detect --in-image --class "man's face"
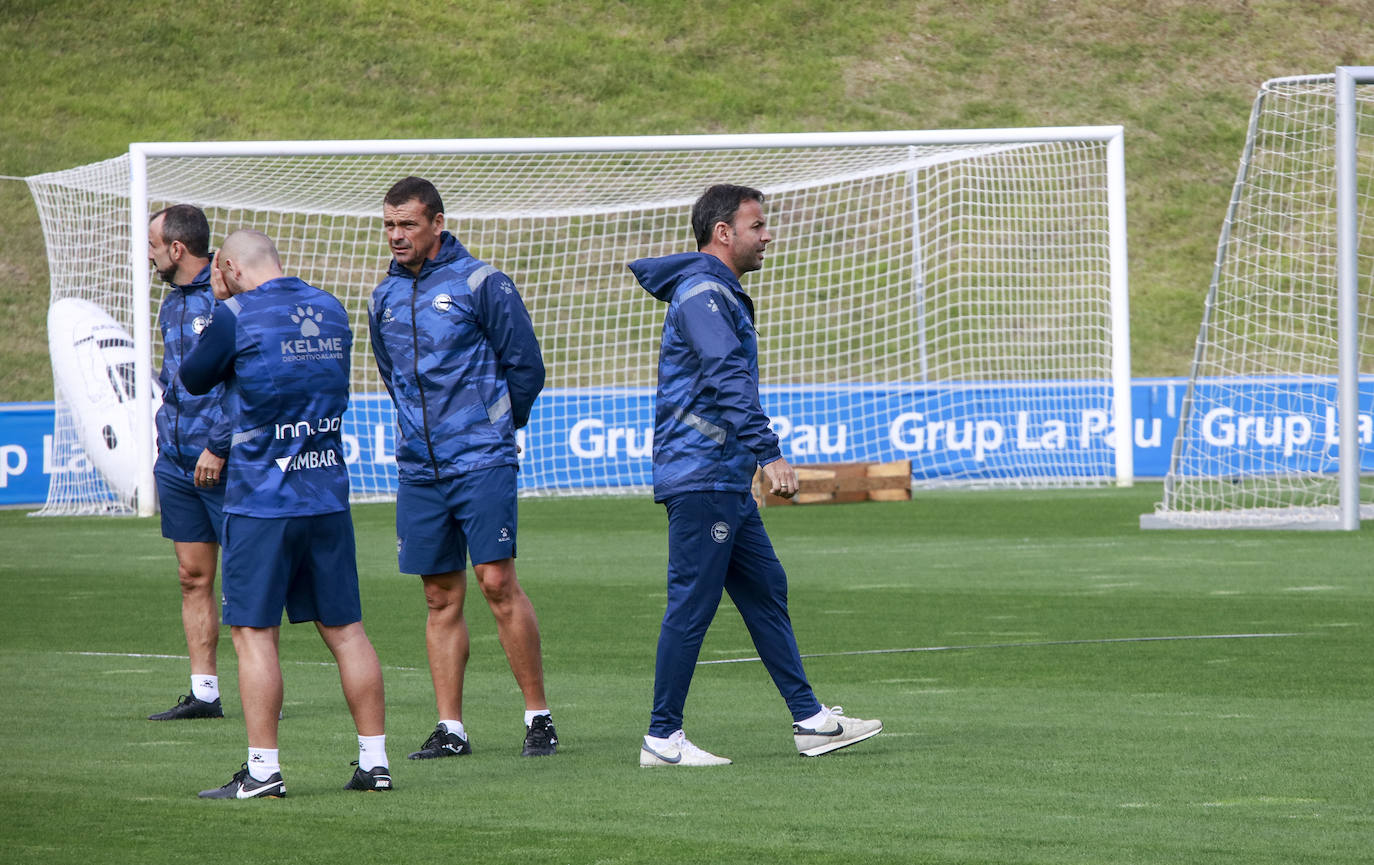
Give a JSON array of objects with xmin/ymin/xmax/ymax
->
[
  {"xmin": 147, "ymin": 215, "xmax": 179, "ymax": 283},
  {"xmin": 722, "ymin": 198, "xmax": 772, "ymax": 276},
  {"xmin": 383, "ymin": 199, "xmax": 444, "ymax": 273}
]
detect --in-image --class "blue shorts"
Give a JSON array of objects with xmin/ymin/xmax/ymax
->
[
  {"xmin": 221, "ymin": 511, "xmax": 361, "ymax": 628},
  {"xmin": 396, "ymin": 465, "xmax": 518, "ymax": 575},
  {"xmin": 154, "ymin": 458, "xmax": 225, "ymax": 544}
]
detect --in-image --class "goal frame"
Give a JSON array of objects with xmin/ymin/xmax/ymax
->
[
  {"xmin": 1141, "ymin": 66, "xmax": 1374, "ymax": 531},
  {"xmin": 120, "ymin": 127, "xmax": 1133, "ymax": 516}
]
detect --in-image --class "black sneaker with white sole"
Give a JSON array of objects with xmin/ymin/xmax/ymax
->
[
  {"xmin": 522, "ymin": 714, "xmax": 558, "ymax": 757},
  {"xmin": 407, "ymin": 723, "xmax": 472, "ymax": 759},
  {"xmin": 198, "ymin": 763, "xmax": 285, "ymax": 799},
  {"xmin": 149, "ymin": 694, "xmax": 223, "ymax": 721},
  {"xmin": 344, "ymin": 762, "xmax": 393, "ymax": 791}
]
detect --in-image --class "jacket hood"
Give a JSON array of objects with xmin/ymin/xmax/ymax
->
[
  {"xmin": 629, "ymin": 252, "xmax": 740, "ymax": 302},
  {"xmin": 387, "ymin": 231, "xmax": 467, "ymax": 279}
]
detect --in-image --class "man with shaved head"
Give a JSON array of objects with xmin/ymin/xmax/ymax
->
[{"xmin": 180, "ymin": 229, "xmax": 391, "ymax": 799}]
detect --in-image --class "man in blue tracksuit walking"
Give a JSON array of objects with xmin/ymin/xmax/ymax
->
[
  {"xmin": 629, "ymin": 184, "xmax": 882, "ymax": 766},
  {"xmin": 369, "ymin": 176, "xmax": 556, "ymax": 759}
]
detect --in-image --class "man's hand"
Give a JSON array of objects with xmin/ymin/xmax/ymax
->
[
  {"xmin": 195, "ymin": 449, "xmax": 226, "ymax": 488},
  {"xmin": 762, "ymin": 457, "xmax": 798, "ymax": 499},
  {"xmin": 209, "ymin": 251, "xmax": 230, "ymax": 301}
]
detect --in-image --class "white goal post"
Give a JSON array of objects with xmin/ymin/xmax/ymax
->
[
  {"xmin": 1143, "ymin": 67, "xmax": 1374, "ymax": 530},
  {"xmin": 27, "ymin": 127, "xmax": 1132, "ymax": 516}
]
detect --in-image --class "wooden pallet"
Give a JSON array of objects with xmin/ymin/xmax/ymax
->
[{"xmin": 752, "ymin": 459, "xmax": 912, "ymax": 507}]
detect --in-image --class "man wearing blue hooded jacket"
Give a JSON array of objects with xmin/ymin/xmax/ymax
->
[
  {"xmin": 146, "ymin": 204, "xmax": 232, "ymax": 722},
  {"xmin": 629, "ymin": 184, "xmax": 882, "ymax": 767},
  {"xmin": 369, "ymin": 177, "xmax": 556, "ymax": 759}
]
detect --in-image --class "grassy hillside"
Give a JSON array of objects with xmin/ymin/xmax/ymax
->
[{"xmin": 1, "ymin": 0, "xmax": 1368, "ymax": 400}]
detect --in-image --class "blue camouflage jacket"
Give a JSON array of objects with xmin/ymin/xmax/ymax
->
[
  {"xmin": 179, "ymin": 277, "xmax": 353, "ymax": 518},
  {"xmin": 629, "ymin": 252, "xmax": 782, "ymax": 502},
  {"xmin": 154, "ymin": 261, "xmax": 230, "ymax": 473},
  {"xmin": 369, "ymin": 232, "xmax": 545, "ymax": 484}
]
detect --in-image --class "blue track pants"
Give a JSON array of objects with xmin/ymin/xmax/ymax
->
[{"xmin": 649, "ymin": 490, "xmax": 821, "ymax": 737}]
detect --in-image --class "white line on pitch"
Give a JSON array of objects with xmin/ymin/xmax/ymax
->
[
  {"xmin": 66, "ymin": 651, "xmax": 187, "ymax": 660},
  {"xmin": 697, "ymin": 633, "xmax": 1305, "ymax": 666},
  {"xmin": 61, "ymin": 650, "xmax": 420, "ymax": 672}
]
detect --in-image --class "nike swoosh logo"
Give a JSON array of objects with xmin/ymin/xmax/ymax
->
[
  {"xmin": 642, "ymin": 745, "xmax": 682, "ymax": 764},
  {"xmin": 796, "ymin": 722, "xmax": 845, "ymax": 738},
  {"xmin": 239, "ymin": 779, "xmax": 282, "ymax": 798}
]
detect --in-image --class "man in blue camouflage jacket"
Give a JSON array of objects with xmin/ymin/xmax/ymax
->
[
  {"xmin": 182, "ymin": 229, "xmax": 390, "ymax": 798},
  {"xmin": 629, "ymin": 184, "xmax": 882, "ymax": 767},
  {"xmin": 369, "ymin": 176, "xmax": 556, "ymax": 760},
  {"xmin": 146, "ymin": 204, "xmax": 231, "ymax": 722}
]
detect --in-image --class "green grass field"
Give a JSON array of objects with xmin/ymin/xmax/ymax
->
[{"xmin": 3, "ymin": 487, "xmax": 1371, "ymax": 864}]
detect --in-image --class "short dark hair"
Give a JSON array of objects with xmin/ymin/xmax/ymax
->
[
  {"xmin": 384, "ymin": 176, "xmax": 444, "ymax": 219},
  {"xmin": 691, "ymin": 184, "xmax": 764, "ymax": 249},
  {"xmin": 151, "ymin": 204, "xmax": 210, "ymax": 257}
]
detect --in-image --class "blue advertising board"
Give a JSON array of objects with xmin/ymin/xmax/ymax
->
[
  {"xmin": 5, "ymin": 377, "xmax": 1371, "ymax": 507},
  {"xmin": 0, "ymin": 403, "xmax": 65, "ymax": 507}
]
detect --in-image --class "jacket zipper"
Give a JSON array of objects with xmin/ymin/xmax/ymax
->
[
  {"xmin": 410, "ymin": 275, "xmax": 441, "ymax": 481},
  {"xmin": 172, "ymin": 292, "xmax": 185, "ymax": 465}
]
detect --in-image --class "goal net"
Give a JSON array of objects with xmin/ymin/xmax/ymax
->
[
  {"xmin": 27, "ymin": 129, "xmax": 1131, "ymax": 516},
  {"xmin": 1143, "ymin": 71, "xmax": 1374, "ymax": 529}
]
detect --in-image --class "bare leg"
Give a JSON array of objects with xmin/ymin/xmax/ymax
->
[
  {"xmin": 316, "ymin": 621, "xmax": 385, "ymax": 736},
  {"xmin": 173, "ymin": 540, "xmax": 219, "ymax": 677},
  {"xmin": 230, "ymin": 626, "xmax": 281, "ymax": 747},
  {"xmin": 473, "ymin": 558, "xmax": 547, "ymax": 711},
  {"xmin": 421, "ymin": 571, "xmax": 469, "ymax": 721}
]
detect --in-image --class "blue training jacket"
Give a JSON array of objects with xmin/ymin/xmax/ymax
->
[
  {"xmin": 179, "ymin": 277, "xmax": 353, "ymax": 518},
  {"xmin": 369, "ymin": 232, "xmax": 545, "ymax": 484},
  {"xmin": 154, "ymin": 261, "xmax": 230, "ymax": 473},
  {"xmin": 629, "ymin": 252, "xmax": 782, "ymax": 502}
]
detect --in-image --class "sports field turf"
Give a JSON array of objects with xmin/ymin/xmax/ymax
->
[{"xmin": 2, "ymin": 486, "xmax": 1370, "ymax": 864}]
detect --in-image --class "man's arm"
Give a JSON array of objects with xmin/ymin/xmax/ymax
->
[
  {"xmin": 206, "ymin": 411, "xmax": 230, "ymax": 459},
  {"xmin": 179, "ymin": 308, "xmax": 237, "ymax": 396},
  {"xmin": 674, "ymin": 285, "xmax": 781, "ymax": 466},
  {"xmin": 474, "ymin": 271, "xmax": 545, "ymax": 428},
  {"xmin": 367, "ymin": 294, "xmax": 399, "ymax": 404}
]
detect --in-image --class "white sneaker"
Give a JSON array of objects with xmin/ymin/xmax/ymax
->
[
  {"xmin": 793, "ymin": 706, "xmax": 882, "ymax": 757},
  {"xmin": 640, "ymin": 730, "xmax": 732, "ymax": 767}
]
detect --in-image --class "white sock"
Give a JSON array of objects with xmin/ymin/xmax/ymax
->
[
  {"xmin": 439, "ymin": 719, "xmax": 466, "ymax": 739},
  {"xmin": 358, "ymin": 734, "xmax": 388, "ymax": 772},
  {"xmin": 247, "ymin": 747, "xmax": 279, "ymax": 782},
  {"xmin": 524, "ymin": 709, "xmax": 551, "ymax": 727},
  {"xmin": 191, "ymin": 674, "xmax": 219, "ymax": 703},
  {"xmin": 797, "ymin": 707, "xmax": 830, "ymax": 729}
]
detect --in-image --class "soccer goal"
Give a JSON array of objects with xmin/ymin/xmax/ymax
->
[
  {"xmin": 26, "ymin": 127, "xmax": 1132, "ymax": 517},
  {"xmin": 1143, "ymin": 67, "xmax": 1374, "ymax": 530}
]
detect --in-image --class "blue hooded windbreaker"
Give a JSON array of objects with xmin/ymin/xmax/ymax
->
[
  {"xmin": 369, "ymin": 232, "xmax": 545, "ymax": 484},
  {"xmin": 629, "ymin": 252, "xmax": 782, "ymax": 502},
  {"xmin": 154, "ymin": 261, "xmax": 230, "ymax": 473}
]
